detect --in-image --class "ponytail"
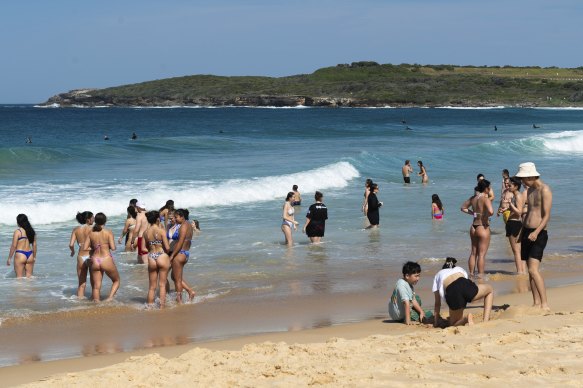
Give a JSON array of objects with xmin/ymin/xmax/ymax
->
[{"xmin": 442, "ymin": 257, "xmax": 457, "ymax": 269}]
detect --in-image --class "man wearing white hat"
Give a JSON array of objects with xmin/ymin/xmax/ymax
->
[
  {"xmin": 515, "ymin": 162, "xmax": 552, "ymax": 310},
  {"xmin": 133, "ymin": 201, "xmax": 149, "ymax": 264}
]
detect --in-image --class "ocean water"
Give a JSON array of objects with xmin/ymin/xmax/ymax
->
[{"xmin": 1, "ymin": 105, "xmax": 583, "ymax": 323}]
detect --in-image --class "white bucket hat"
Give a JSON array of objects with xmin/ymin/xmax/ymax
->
[
  {"xmin": 136, "ymin": 201, "xmax": 147, "ymax": 209},
  {"xmin": 515, "ymin": 162, "xmax": 540, "ymax": 178}
]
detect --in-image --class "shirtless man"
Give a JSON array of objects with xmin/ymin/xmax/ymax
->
[
  {"xmin": 133, "ymin": 201, "xmax": 149, "ymax": 264},
  {"xmin": 515, "ymin": 162, "xmax": 552, "ymax": 310},
  {"xmin": 402, "ymin": 160, "xmax": 413, "ymax": 184}
]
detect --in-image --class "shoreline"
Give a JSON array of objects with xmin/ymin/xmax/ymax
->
[{"xmin": 5, "ymin": 282, "xmax": 583, "ymax": 386}]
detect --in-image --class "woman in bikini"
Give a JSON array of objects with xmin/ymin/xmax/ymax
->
[
  {"xmin": 82, "ymin": 213, "xmax": 120, "ymax": 302},
  {"xmin": 69, "ymin": 211, "xmax": 94, "ymax": 298},
  {"xmin": 431, "ymin": 194, "xmax": 444, "ymax": 220},
  {"xmin": 281, "ymin": 192, "xmax": 299, "ymax": 246},
  {"xmin": 144, "ymin": 211, "xmax": 171, "ymax": 308},
  {"xmin": 118, "ymin": 206, "xmax": 137, "ymax": 252},
  {"xmin": 159, "ymin": 200, "xmax": 174, "ymax": 229},
  {"xmin": 506, "ymin": 177, "xmax": 526, "ymax": 274},
  {"xmin": 461, "ymin": 179, "xmax": 494, "ymax": 279},
  {"xmin": 169, "ymin": 208, "xmax": 195, "ymax": 303},
  {"xmin": 418, "ymin": 161, "xmax": 429, "ymax": 184},
  {"xmin": 6, "ymin": 214, "xmax": 37, "ymax": 278}
]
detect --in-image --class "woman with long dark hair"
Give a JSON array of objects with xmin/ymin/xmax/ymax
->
[
  {"xmin": 418, "ymin": 160, "xmax": 429, "ymax": 184},
  {"xmin": 69, "ymin": 211, "xmax": 94, "ymax": 297},
  {"xmin": 461, "ymin": 179, "xmax": 494, "ymax": 278},
  {"xmin": 431, "ymin": 194, "xmax": 444, "ymax": 220},
  {"xmin": 118, "ymin": 206, "xmax": 137, "ymax": 252},
  {"xmin": 144, "ymin": 210, "xmax": 171, "ymax": 308},
  {"xmin": 366, "ymin": 184, "xmax": 383, "ymax": 228},
  {"xmin": 82, "ymin": 213, "xmax": 120, "ymax": 302},
  {"xmin": 159, "ymin": 200, "xmax": 174, "ymax": 229},
  {"xmin": 169, "ymin": 208, "xmax": 195, "ymax": 303},
  {"xmin": 7, "ymin": 214, "xmax": 37, "ymax": 278}
]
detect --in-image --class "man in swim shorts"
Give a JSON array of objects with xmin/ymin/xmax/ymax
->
[
  {"xmin": 133, "ymin": 201, "xmax": 149, "ymax": 264},
  {"xmin": 402, "ymin": 160, "xmax": 413, "ymax": 184},
  {"xmin": 515, "ymin": 162, "xmax": 552, "ymax": 310}
]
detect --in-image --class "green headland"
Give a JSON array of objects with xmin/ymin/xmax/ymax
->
[{"xmin": 43, "ymin": 62, "xmax": 583, "ymax": 107}]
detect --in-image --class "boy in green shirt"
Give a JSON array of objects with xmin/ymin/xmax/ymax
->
[{"xmin": 388, "ymin": 261, "xmax": 432, "ymax": 324}]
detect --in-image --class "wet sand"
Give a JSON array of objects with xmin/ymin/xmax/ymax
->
[{"xmin": 5, "ymin": 282, "xmax": 583, "ymax": 386}]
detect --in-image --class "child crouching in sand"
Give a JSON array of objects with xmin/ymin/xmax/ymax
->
[{"xmin": 388, "ymin": 261, "xmax": 433, "ymax": 325}]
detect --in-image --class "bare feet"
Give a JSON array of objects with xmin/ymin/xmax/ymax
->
[
  {"xmin": 467, "ymin": 313, "xmax": 474, "ymax": 326},
  {"xmin": 188, "ymin": 290, "xmax": 196, "ymax": 301}
]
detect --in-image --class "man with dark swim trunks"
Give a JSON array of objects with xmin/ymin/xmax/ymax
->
[
  {"xmin": 515, "ymin": 162, "xmax": 552, "ymax": 310},
  {"xmin": 402, "ymin": 160, "xmax": 413, "ymax": 184}
]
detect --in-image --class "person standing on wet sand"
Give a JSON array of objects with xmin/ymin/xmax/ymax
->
[
  {"xmin": 515, "ymin": 162, "xmax": 552, "ymax": 310},
  {"xmin": 402, "ymin": 160, "xmax": 413, "ymax": 184},
  {"xmin": 461, "ymin": 179, "xmax": 494, "ymax": 279}
]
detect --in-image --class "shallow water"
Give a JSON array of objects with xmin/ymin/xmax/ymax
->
[{"xmin": 1, "ymin": 105, "xmax": 582, "ymax": 329}]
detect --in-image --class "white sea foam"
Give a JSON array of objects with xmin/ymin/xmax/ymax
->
[
  {"xmin": 538, "ymin": 130, "xmax": 583, "ymax": 153},
  {"xmin": 0, "ymin": 161, "xmax": 359, "ymax": 225},
  {"xmin": 438, "ymin": 106, "xmax": 506, "ymax": 110}
]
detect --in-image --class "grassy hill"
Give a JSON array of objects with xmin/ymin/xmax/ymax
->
[{"xmin": 45, "ymin": 62, "xmax": 583, "ymax": 107}]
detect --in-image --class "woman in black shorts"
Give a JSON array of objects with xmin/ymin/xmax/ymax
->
[
  {"xmin": 505, "ymin": 177, "xmax": 526, "ymax": 274},
  {"xmin": 303, "ymin": 191, "xmax": 328, "ymax": 244},
  {"xmin": 432, "ymin": 257, "xmax": 493, "ymax": 327},
  {"xmin": 366, "ymin": 183, "xmax": 382, "ymax": 228}
]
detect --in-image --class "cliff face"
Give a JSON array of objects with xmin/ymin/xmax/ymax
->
[{"xmin": 43, "ymin": 90, "xmax": 361, "ymax": 108}]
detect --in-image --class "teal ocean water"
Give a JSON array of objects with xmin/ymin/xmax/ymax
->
[{"xmin": 1, "ymin": 105, "xmax": 582, "ymax": 331}]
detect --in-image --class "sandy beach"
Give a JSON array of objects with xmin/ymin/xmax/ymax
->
[{"xmin": 3, "ymin": 282, "xmax": 582, "ymax": 387}]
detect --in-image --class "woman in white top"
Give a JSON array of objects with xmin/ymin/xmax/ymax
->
[
  {"xmin": 281, "ymin": 192, "xmax": 299, "ymax": 246},
  {"xmin": 433, "ymin": 257, "xmax": 493, "ymax": 327}
]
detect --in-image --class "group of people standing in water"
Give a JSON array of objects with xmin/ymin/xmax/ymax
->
[
  {"xmin": 5, "ymin": 199, "xmax": 198, "ymax": 308},
  {"xmin": 281, "ymin": 186, "xmax": 328, "ymax": 246}
]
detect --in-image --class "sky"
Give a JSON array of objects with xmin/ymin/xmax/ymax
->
[{"xmin": 1, "ymin": 0, "xmax": 582, "ymax": 103}]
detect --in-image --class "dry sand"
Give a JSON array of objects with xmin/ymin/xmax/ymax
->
[{"xmin": 5, "ymin": 283, "xmax": 583, "ymax": 387}]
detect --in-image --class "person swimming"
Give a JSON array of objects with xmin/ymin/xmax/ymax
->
[{"xmin": 431, "ymin": 194, "xmax": 444, "ymax": 220}]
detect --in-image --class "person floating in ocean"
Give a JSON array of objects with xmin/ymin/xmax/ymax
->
[
  {"xmin": 291, "ymin": 185, "xmax": 302, "ymax": 206},
  {"xmin": 82, "ymin": 213, "xmax": 120, "ymax": 302},
  {"xmin": 104, "ymin": 135, "xmax": 109, "ymax": 141},
  {"xmin": 494, "ymin": 125, "xmax": 498, "ymax": 131},
  {"xmin": 303, "ymin": 191, "xmax": 328, "ymax": 244},
  {"xmin": 515, "ymin": 162, "xmax": 552, "ymax": 310},
  {"xmin": 281, "ymin": 192, "xmax": 299, "ymax": 246},
  {"xmin": 405, "ymin": 126, "xmax": 412, "ymax": 130},
  {"xmin": 417, "ymin": 160, "xmax": 429, "ymax": 184},
  {"xmin": 461, "ymin": 179, "xmax": 494, "ymax": 279},
  {"xmin": 131, "ymin": 132, "xmax": 137, "ymax": 140},
  {"xmin": 6, "ymin": 214, "xmax": 37, "ymax": 278},
  {"xmin": 25, "ymin": 136, "xmax": 32, "ymax": 144},
  {"xmin": 402, "ymin": 160, "xmax": 413, "ymax": 184},
  {"xmin": 69, "ymin": 211, "xmax": 94, "ymax": 298},
  {"xmin": 431, "ymin": 194, "xmax": 444, "ymax": 220},
  {"xmin": 433, "ymin": 257, "xmax": 493, "ymax": 327},
  {"xmin": 533, "ymin": 124, "xmax": 540, "ymax": 129}
]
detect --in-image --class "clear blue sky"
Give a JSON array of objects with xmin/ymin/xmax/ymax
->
[{"xmin": 1, "ymin": 0, "xmax": 582, "ymax": 103}]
